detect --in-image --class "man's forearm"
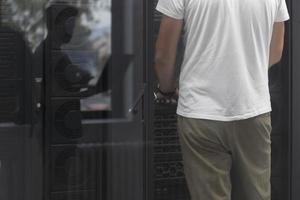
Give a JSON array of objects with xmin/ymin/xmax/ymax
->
[
  {"xmin": 269, "ymin": 22, "xmax": 285, "ymax": 68},
  {"xmin": 154, "ymin": 16, "xmax": 183, "ymax": 92},
  {"xmin": 154, "ymin": 57, "xmax": 177, "ymax": 92}
]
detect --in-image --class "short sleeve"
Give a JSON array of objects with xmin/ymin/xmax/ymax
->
[
  {"xmin": 156, "ymin": 0, "xmax": 185, "ymax": 20},
  {"xmin": 275, "ymin": 0, "xmax": 290, "ymax": 22}
]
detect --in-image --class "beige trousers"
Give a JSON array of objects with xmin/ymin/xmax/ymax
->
[{"xmin": 177, "ymin": 112, "xmax": 272, "ymax": 200}]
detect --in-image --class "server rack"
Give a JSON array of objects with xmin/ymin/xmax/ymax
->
[
  {"xmin": 0, "ymin": 1, "xmax": 43, "ymax": 200},
  {"xmin": 44, "ymin": 1, "xmax": 145, "ymax": 200},
  {"xmin": 44, "ymin": 3, "xmax": 107, "ymax": 200}
]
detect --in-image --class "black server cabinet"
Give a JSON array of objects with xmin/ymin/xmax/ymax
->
[
  {"xmin": 0, "ymin": 1, "xmax": 43, "ymax": 200},
  {"xmin": 44, "ymin": 1, "xmax": 145, "ymax": 200},
  {"xmin": 44, "ymin": 3, "xmax": 105, "ymax": 200}
]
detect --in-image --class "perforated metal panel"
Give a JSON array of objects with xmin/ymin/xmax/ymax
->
[
  {"xmin": 152, "ymin": 104, "xmax": 190, "ymax": 200},
  {"xmin": 0, "ymin": 28, "xmax": 27, "ymax": 123},
  {"xmin": 0, "ymin": 1, "xmax": 43, "ymax": 200}
]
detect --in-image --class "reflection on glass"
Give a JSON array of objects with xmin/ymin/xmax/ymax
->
[
  {"xmin": 1, "ymin": 0, "xmax": 47, "ymax": 52},
  {"xmin": 47, "ymin": 1, "xmax": 112, "ymax": 115},
  {"xmin": 81, "ymin": 91, "xmax": 111, "ymax": 111},
  {"xmin": 1, "ymin": 0, "xmax": 137, "ymax": 118},
  {"xmin": 58, "ymin": 0, "xmax": 112, "ymax": 113},
  {"xmin": 0, "ymin": 0, "xmax": 143, "ymax": 200},
  {"xmin": 61, "ymin": 0, "xmax": 111, "ymax": 86},
  {"xmin": 1, "ymin": 0, "xmax": 111, "ymax": 53}
]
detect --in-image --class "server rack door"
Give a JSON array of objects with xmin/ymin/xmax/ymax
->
[
  {"xmin": 0, "ymin": 1, "xmax": 44, "ymax": 200},
  {"xmin": 44, "ymin": 1, "xmax": 145, "ymax": 200}
]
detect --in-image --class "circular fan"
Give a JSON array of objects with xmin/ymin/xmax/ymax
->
[
  {"xmin": 53, "ymin": 148, "xmax": 95, "ymax": 189},
  {"xmin": 54, "ymin": 54, "xmax": 91, "ymax": 92},
  {"xmin": 54, "ymin": 101, "xmax": 82, "ymax": 139}
]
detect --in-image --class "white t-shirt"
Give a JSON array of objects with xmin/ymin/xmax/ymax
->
[{"xmin": 156, "ymin": 0, "xmax": 290, "ymax": 121}]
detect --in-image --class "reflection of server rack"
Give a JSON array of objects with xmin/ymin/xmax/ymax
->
[
  {"xmin": 0, "ymin": 10, "xmax": 42, "ymax": 200},
  {"xmin": 45, "ymin": 1, "xmax": 141, "ymax": 199},
  {"xmin": 45, "ymin": 3, "xmax": 105, "ymax": 200},
  {"xmin": 0, "ymin": 27, "xmax": 30, "ymax": 124}
]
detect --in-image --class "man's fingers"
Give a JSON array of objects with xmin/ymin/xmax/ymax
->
[{"xmin": 154, "ymin": 91, "xmax": 178, "ymax": 104}]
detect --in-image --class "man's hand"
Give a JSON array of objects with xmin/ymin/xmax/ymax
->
[
  {"xmin": 154, "ymin": 15, "xmax": 183, "ymax": 92},
  {"xmin": 154, "ymin": 88, "xmax": 179, "ymax": 104}
]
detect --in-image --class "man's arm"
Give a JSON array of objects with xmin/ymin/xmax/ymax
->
[
  {"xmin": 154, "ymin": 15, "xmax": 183, "ymax": 92},
  {"xmin": 269, "ymin": 22, "xmax": 285, "ymax": 68}
]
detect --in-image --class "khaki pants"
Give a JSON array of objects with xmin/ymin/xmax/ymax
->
[{"xmin": 177, "ymin": 113, "xmax": 272, "ymax": 200}]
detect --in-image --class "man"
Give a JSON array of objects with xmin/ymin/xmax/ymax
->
[{"xmin": 154, "ymin": 0, "xmax": 289, "ymax": 199}]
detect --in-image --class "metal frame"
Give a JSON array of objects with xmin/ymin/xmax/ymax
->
[{"xmin": 291, "ymin": 0, "xmax": 300, "ymax": 198}]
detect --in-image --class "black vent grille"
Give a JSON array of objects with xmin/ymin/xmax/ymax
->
[
  {"xmin": 0, "ymin": 80, "xmax": 21, "ymax": 96},
  {"xmin": 0, "ymin": 97, "xmax": 18, "ymax": 114},
  {"xmin": 0, "ymin": 31, "xmax": 24, "ymax": 79},
  {"xmin": 0, "ymin": 29, "xmax": 25, "ymax": 123},
  {"xmin": 0, "ymin": 1, "xmax": 12, "ymax": 25},
  {"xmin": 152, "ymin": 104, "xmax": 190, "ymax": 200},
  {"xmin": 154, "ymin": 179, "xmax": 189, "ymax": 200}
]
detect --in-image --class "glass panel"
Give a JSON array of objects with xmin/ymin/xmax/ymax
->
[
  {"xmin": 46, "ymin": 1, "xmax": 144, "ymax": 200},
  {"xmin": 57, "ymin": 1, "xmax": 112, "ymax": 113},
  {"xmin": 46, "ymin": 0, "xmax": 139, "ymax": 120},
  {"xmin": 0, "ymin": 1, "xmax": 49, "ymax": 200},
  {"xmin": 0, "ymin": 0, "xmax": 47, "ymax": 52}
]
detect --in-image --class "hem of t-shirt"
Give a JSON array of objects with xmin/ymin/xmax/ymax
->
[
  {"xmin": 275, "ymin": 15, "xmax": 290, "ymax": 22},
  {"xmin": 176, "ymin": 107, "xmax": 272, "ymax": 122},
  {"xmin": 156, "ymin": 6, "xmax": 184, "ymax": 20}
]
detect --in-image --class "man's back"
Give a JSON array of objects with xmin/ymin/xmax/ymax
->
[
  {"xmin": 156, "ymin": 0, "xmax": 289, "ymax": 121},
  {"xmin": 154, "ymin": 0, "xmax": 289, "ymax": 199}
]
